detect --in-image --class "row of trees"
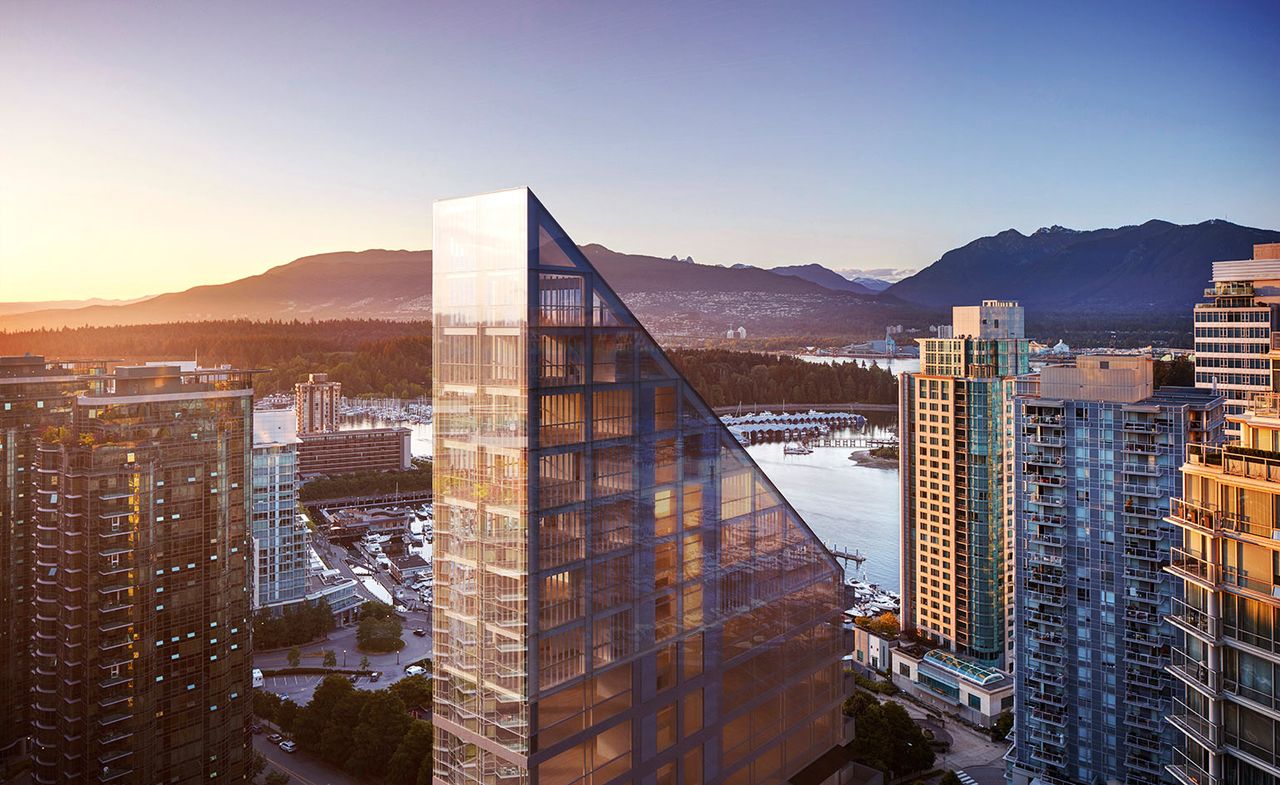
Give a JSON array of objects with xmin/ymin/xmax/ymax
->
[
  {"xmin": 357, "ymin": 600, "xmax": 406, "ymax": 652},
  {"xmin": 668, "ymin": 349, "xmax": 898, "ymax": 407},
  {"xmin": 254, "ymin": 671, "xmax": 433, "ymax": 785},
  {"xmin": 300, "ymin": 458, "xmax": 432, "ymax": 502},
  {"xmin": 252, "ymin": 598, "xmax": 336, "ymax": 650}
]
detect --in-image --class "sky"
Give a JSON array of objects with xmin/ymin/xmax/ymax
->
[{"xmin": 2, "ymin": 0, "xmax": 1278, "ymax": 302}]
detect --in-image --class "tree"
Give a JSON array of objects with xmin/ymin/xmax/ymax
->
[
  {"xmin": 294, "ymin": 675, "xmax": 355, "ymax": 752},
  {"xmin": 323, "ymin": 650, "xmax": 338, "ymax": 668},
  {"xmin": 247, "ymin": 750, "xmax": 268, "ymax": 781},
  {"xmin": 989, "ymin": 710, "xmax": 1013, "ymax": 743},
  {"xmin": 360, "ymin": 655, "xmax": 370, "ymax": 670},
  {"xmin": 358, "ymin": 602, "xmax": 405, "ymax": 652},
  {"xmin": 321, "ymin": 692, "xmax": 371, "ymax": 767},
  {"xmin": 390, "ymin": 674, "xmax": 433, "ymax": 712},
  {"xmin": 847, "ymin": 696, "xmax": 934, "ymax": 776},
  {"xmin": 276, "ymin": 699, "xmax": 299, "ymax": 733},
  {"xmin": 287, "ymin": 646, "xmax": 301, "ymax": 668},
  {"xmin": 253, "ymin": 689, "xmax": 283, "ymax": 723},
  {"xmin": 940, "ymin": 772, "xmax": 963, "ymax": 785},
  {"xmin": 346, "ymin": 691, "xmax": 411, "ymax": 778},
  {"xmin": 387, "ymin": 720, "xmax": 433, "ymax": 785},
  {"xmin": 265, "ymin": 771, "xmax": 291, "ymax": 785}
]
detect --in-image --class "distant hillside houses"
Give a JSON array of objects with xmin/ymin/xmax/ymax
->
[{"xmin": 725, "ymin": 325, "xmax": 747, "ymax": 339}]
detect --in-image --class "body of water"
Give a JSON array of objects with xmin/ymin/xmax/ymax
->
[
  {"xmin": 346, "ymin": 410, "xmax": 902, "ymax": 590},
  {"xmin": 341, "ymin": 417, "xmax": 434, "ymax": 458},
  {"xmin": 746, "ymin": 413, "xmax": 900, "ymax": 590},
  {"xmin": 796, "ymin": 354, "xmax": 920, "ymax": 377}
]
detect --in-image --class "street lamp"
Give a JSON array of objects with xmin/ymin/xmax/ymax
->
[{"xmin": 343, "ymin": 649, "xmax": 347, "ymax": 667}]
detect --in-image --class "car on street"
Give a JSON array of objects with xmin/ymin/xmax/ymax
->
[
  {"xmin": 413, "ymin": 628, "xmax": 427, "ymax": 637},
  {"xmin": 405, "ymin": 665, "xmax": 426, "ymax": 676},
  {"xmin": 280, "ymin": 741, "xmax": 297, "ymax": 753},
  {"xmin": 250, "ymin": 724, "xmax": 263, "ymax": 735},
  {"xmin": 267, "ymin": 734, "xmax": 283, "ymax": 744},
  {"xmin": 370, "ymin": 671, "xmax": 381, "ymax": 681}
]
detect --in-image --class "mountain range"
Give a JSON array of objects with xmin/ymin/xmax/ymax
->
[
  {"xmin": 1, "ymin": 218, "xmax": 1275, "ymax": 338},
  {"xmin": 886, "ymin": 219, "xmax": 1280, "ymax": 311}
]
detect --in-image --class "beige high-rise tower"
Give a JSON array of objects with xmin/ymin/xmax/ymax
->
[{"xmin": 295, "ymin": 372, "xmax": 341, "ymax": 434}]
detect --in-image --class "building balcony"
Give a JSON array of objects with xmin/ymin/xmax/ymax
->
[
  {"xmin": 1167, "ymin": 704, "xmax": 1221, "ymax": 751},
  {"xmin": 98, "ymin": 767, "xmax": 133, "ymax": 783},
  {"xmin": 1126, "ymin": 504, "xmax": 1163, "ymax": 519},
  {"xmin": 1168, "ymin": 548, "xmax": 1218, "ymax": 588},
  {"xmin": 1028, "ymin": 531, "xmax": 1065, "ymax": 549},
  {"xmin": 1029, "ymin": 474, "xmax": 1066, "ymax": 487},
  {"xmin": 1027, "ymin": 435, "xmax": 1065, "ymax": 448},
  {"xmin": 1123, "ymin": 462, "xmax": 1160, "ymax": 476},
  {"xmin": 1122, "ymin": 523, "xmax": 1160, "ymax": 541},
  {"xmin": 1222, "ymin": 565, "xmax": 1279, "ymax": 600},
  {"xmin": 1028, "ymin": 414, "xmax": 1064, "ymax": 426},
  {"xmin": 1025, "ymin": 569, "xmax": 1067, "ymax": 589},
  {"xmin": 1124, "ymin": 421, "xmax": 1158, "ymax": 433},
  {"xmin": 1168, "ymin": 599, "xmax": 1219, "ymax": 642},
  {"xmin": 1029, "ymin": 513, "xmax": 1065, "ymax": 527},
  {"xmin": 1167, "ymin": 649, "xmax": 1219, "ymax": 695},
  {"xmin": 1024, "ymin": 454, "xmax": 1064, "ymax": 468},
  {"xmin": 1123, "ymin": 483, "xmax": 1162, "ymax": 498},
  {"xmin": 1125, "ymin": 730, "xmax": 1163, "ymax": 755},
  {"xmin": 1167, "ymin": 747, "xmax": 1220, "ymax": 785},
  {"xmin": 1030, "ymin": 494, "xmax": 1065, "ymax": 507}
]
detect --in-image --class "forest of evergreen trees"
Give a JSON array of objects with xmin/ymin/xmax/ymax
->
[
  {"xmin": 667, "ymin": 349, "xmax": 898, "ymax": 407},
  {"xmin": 0, "ymin": 320, "xmax": 900, "ymax": 405}
]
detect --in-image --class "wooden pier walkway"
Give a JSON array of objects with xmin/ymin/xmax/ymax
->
[
  {"xmin": 811, "ymin": 437, "xmax": 899, "ymax": 449},
  {"xmin": 827, "ymin": 544, "xmax": 866, "ymax": 566}
]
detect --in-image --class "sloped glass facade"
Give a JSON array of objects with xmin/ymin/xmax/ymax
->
[{"xmin": 432, "ymin": 188, "xmax": 847, "ymax": 785}]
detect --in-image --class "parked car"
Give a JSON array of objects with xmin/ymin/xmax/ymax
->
[
  {"xmin": 412, "ymin": 628, "xmax": 427, "ymax": 637},
  {"xmin": 250, "ymin": 724, "xmax": 263, "ymax": 735},
  {"xmin": 280, "ymin": 741, "xmax": 297, "ymax": 753},
  {"xmin": 369, "ymin": 671, "xmax": 381, "ymax": 682},
  {"xmin": 404, "ymin": 665, "xmax": 426, "ymax": 677},
  {"xmin": 349, "ymin": 674, "xmax": 359, "ymax": 684},
  {"xmin": 267, "ymin": 733, "xmax": 283, "ymax": 745}
]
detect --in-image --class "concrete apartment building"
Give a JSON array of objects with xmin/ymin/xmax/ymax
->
[
  {"xmin": 27, "ymin": 365, "xmax": 254, "ymax": 785},
  {"xmin": 0, "ymin": 356, "xmax": 108, "ymax": 762},
  {"xmin": 431, "ymin": 188, "xmax": 856, "ymax": 785},
  {"xmin": 1194, "ymin": 242, "xmax": 1280, "ymax": 439},
  {"xmin": 1166, "ymin": 372, "xmax": 1280, "ymax": 785},
  {"xmin": 1009, "ymin": 356, "xmax": 1221, "ymax": 785},
  {"xmin": 297, "ymin": 425, "xmax": 412, "ymax": 477},
  {"xmin": 899, "ymin": 300, "xmax": 1029, "ymax": 669},
  {"xmin": 295, "ymin": 371, "xmax": 341, "ymax": 434}
]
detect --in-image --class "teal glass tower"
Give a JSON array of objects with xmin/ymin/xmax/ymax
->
[{"xmin": 431, "ymin": 188, "xmax": 849, "ymax": 785}]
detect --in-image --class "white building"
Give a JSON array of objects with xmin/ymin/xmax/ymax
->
[
  {"xmin": 1194, "ymin": 243, "xmax": 1280, "ymax": 437},
  {"xmin": 295, "ymin": 372, "xmax": 341, "ymax": 434}
]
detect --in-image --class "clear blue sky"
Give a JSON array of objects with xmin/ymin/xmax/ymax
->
[{"xmin": 3, "ymin": 0, "xmax": 1277, "ymax": 300}]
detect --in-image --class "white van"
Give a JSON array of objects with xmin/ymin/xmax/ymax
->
[
  {"xmin": 404, "ymin": 665, "xmax": 426, "ymax": 677},
  {"xmin": 252, "ymin": 668, "xmax": 264, "ymax": 689}
]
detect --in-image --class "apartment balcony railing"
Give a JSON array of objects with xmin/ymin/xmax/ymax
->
[
  {"xmin": 1123, "ymin": 462, "xmax": 1160, "ymax": 476},
  {"xmin": 1123, "ymin": 483, "xmax": 1162, "ymax": 498},
  {"xmin": 1025, "ymin": 454, "xmax": 1064, "ymax": 468},
  {"xmin": 1027, "ymin": 435, "xmax": 1065, "ymax": 448},
  {"xmin": 1028, "ymin": 414, "xmax": 1064, "ymax": 426},
  {"xmin": 1222, "ymin": 565, "xmax": 1278, "ymax": 600},
  {"xmin": 1167, "ymin": 598, "xmax": 1219, "ymax": 642},
  {"xmin": 1029, "ymin": 531, "xmax": 1065, "ymax": 548},
  {"xmin": 1167, "ymin": 747, "xmax": 1220, "ymax": 785},
  {"xmin": 1167, "ymin": 700, "xmax": 1221, "ymax": 750},
  {"xmin": 1029, "ymin": 513, "xmax": 1066, "ymax": 527},
  {"xmin": 1124, "ymin": 441, "xmax": 1160, "ymax": 455},
  {"xmin": 1126, "ymin": 504, "xmax": 1163, "ymax": 519},
  {"xmin": 1123, "ymin": 523, "xmax": 1160, "ymax": 541},
  {"xmin": 1168, "ymin": 648, "xmax": 1219, "ymax": 694},
  {"xmin": 1031, "ymin": 494, "xmax": 1065, "ymax": 507},
  {"xmin": 1168, "ymin": 547, "xmax": 1218, "ymax": 588},
  {"xmin": 1188, "ymin": 442, "xmax": 1280, "ymax": 483},
  {"xmin": 1030, "ymin": 474, "xmax": 1066, "ymax": 487},
  {"xmin": 1224, "ymin": 676, "xmax": 1280, "ymax": 714}
]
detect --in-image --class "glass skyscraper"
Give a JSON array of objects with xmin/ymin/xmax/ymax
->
[
  {"xmin": 1009, "ymin": 356, "xmax": 1221, "ymax": 785},
  {"xmin": 251, "ymin": 409, "xmax": 308, "ymax": 609},
  {"xmin": 431, "ymin": 188, "xmax": 849, "ymax": 785}
]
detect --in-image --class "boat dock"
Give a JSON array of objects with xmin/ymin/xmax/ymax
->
[
  {"xmin": 812, "ymin": 436, "xmax": 898, "ymax": 449},
  {"xmin": 827, "ymin": 544, "xmax": 866, "ymax": 566}
]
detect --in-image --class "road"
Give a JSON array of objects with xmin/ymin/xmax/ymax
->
[{"xmin": 254, "ymin": 734, "xmax": 362, "ymax": 785}]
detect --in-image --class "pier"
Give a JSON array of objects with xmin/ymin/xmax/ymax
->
[
  {"xmin": 811, "ymin": 436, "xmax": 898, "ymax": 449},
  {"xmin": 827, "ymin": 544, "xmax": 866, "ymax": 567}
]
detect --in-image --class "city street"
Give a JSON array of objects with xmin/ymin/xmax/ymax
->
[{"xmin": 254, "ymin": 734, "xmax": 361, "ymax": 785}]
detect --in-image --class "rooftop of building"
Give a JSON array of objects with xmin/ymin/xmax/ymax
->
[
  {"xmin": 391, "ymin": 553, "xmax": 429, "ymax": 570},
  {"xmin": 253, "ymin": 409, "xmax": 300, "ymax": 447},
  {"xmin": 0, "ymin": 355, "xmax": 109, "ymax": 382},
  {"xmin": 81, "ymin": 364, "xmax": 260, "ymax": 398},
  {"xmin": 298, "ymin": 426, "xmax": 411, "ymax": 441}
]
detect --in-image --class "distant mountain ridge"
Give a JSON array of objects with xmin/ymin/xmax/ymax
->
[{"xmin": 887, "ymin": 219, "xmax": 1280, "ymax": 312}]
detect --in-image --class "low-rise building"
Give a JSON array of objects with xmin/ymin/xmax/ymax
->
[
  {"xmin": 322, "ymin": 503, "xmax": 414, "ymax": 543},
  {"xmin": 389, "ymin": 553, "xmax": 431, "ymax": 583},
  {"xmin": 847, "ymin": 616, "xmax": 899, "ymax": 675},
  {"xmin": 890, "ymin": 644, "xmax": 1014, "ymax": 728},
  {"xmin": 298, "ymin": 426, "xmax": 411, "ymax": 477}
]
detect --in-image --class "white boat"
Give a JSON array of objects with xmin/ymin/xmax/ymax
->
[{"xmin": 783, "ymin": 442, "xmax": 814, "ymax": 455}]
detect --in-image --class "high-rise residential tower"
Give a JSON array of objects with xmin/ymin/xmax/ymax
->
[
  {"xmin": 251, "ymin": 409, "xmax": 308, "ymax": 609},
  {"xmin": 899, "ymin": 300, "xmax": 1029, "ymax": 668},
  {"xmin": 295, "ymin": 372, "xmax": 341, "ymax": 434},
  {"xmin": 0, "ymin": 356, "xmax": 107, "ymax": 759},
  {"xmin": 28, "ymin": 364, "xmax": 255, "ymax": 785},
  {"xmin": 1009, "ymin": 356, "xmax": 1221, "ymax": 785},
  {"xmin": 1166, "ymin": 379, "xmax": 1280, "ymax": 785},
  {"xmin": 1194, "ymin": 242, "xmax": 1280, "ymax": 439},
  {"xmin": 431, "ymin": 188, "xmax": 850, "ymax": 785}
]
